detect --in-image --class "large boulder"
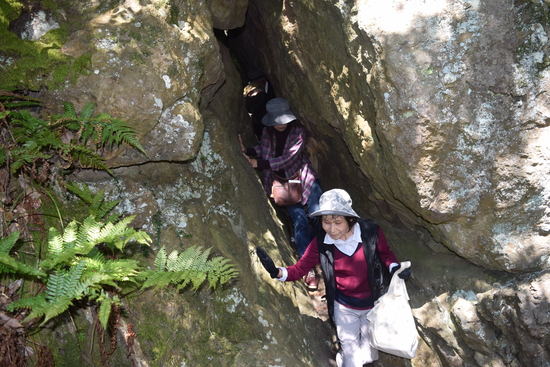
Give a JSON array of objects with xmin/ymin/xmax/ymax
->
[
  {"xmin": 244, "ymin": 0, "xmax": 550, "ymax": 273},
  {"xmin": 39, "ymin": 1, "xmax": 221, "ymax": 166}
]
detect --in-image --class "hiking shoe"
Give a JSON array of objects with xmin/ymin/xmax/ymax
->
[{"xmin": 304, "ymin": 269, "xmax": 317, "ymax": 291}]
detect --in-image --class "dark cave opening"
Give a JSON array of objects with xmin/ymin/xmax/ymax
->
[{"xmin": 213, "ymin": 5, "xmax": 281, "ymax": 97}]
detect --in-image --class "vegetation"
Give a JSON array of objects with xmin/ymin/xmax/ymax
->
[
  {"xmin": 0, "ymin": 91, "xmax": 147, "ymax": 178},
  {"xmin": 0, "ymin": 1, "xmax": 91, "ymax": 91},
  {"xmin": 0, "ymin": 92, "xmax": 238, "ymax": 366}
]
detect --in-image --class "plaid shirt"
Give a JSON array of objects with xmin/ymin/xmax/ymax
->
[{"xmin": 253, "ymin": 125, "xmax": 318, "ymax": 205}]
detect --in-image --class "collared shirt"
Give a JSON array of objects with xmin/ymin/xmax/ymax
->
[{"xmin": 324, "ymin": 223, "xmax": 363, "ymax": 256}]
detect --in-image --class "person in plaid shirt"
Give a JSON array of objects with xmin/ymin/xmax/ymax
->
[{"xmin": 240, "ymin": 98, "xmax": 322, "ymax": 289}]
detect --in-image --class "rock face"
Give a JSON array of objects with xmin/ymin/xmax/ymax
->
[
  {"xmin": 2, "ymin": 0, "xmax": 550, "ymax": 366},
  {"xmin": 414, "ymin": 272, "xmax": 550, "ymax": 367},
  {"xmin": 242, "ymin": 0, "xmax": 550, "ymax": 274},
  {"xmin": 43, "ymin": 1, "xmax": 219, "ymax": 166}
]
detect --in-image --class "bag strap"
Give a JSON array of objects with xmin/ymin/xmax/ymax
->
[{"xmin": 272, "ymin": 169, "xmax": 301, "ymax": 182}]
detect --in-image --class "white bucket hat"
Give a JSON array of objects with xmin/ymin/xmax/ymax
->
[
  {"xmin": 309, "ymin": 189, "xmax": 360, "ymax": 218},
  {"xmin": 261, "ymin": 98, "xmax": 297, "ymax": 126}
]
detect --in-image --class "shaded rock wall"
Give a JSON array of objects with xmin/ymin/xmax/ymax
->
[
  {"xmin": 240, "ymin": 0, "xmax": 550, "ymax": 274},
  {"xmin": 231, "ymin": 0, "xmax": 550, "ymax": 366}
]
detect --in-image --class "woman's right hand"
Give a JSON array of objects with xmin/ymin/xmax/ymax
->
[{"xmin": 256, "ymin": 247, "xmax": 280, "ymax": 278}]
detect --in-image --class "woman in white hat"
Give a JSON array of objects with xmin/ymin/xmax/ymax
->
[
  {"xmin": 240, "ymin": 98, "xmax": 322, "ymax": 289},
  {"xmin": 256, "ymin": 188, "xmax": 411, "ymax": 367}
]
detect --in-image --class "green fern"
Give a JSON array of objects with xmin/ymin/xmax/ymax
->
[
  {"xmin": 50, "ymin": 102, "xmax": 147, "ymax": 157},
  {"xmin": 10, "ymin": 295, "xmax": 50, "ymax": 321},
  {"xmin": 97, "ymin": 291, "xmax": 121, "ymax": 328},
  {"xmin": 79, "ymin": 102, "xmax": 95, "ymax": 120},
  {"xmin": 140, "ymin": 246, "xmax": 238, "ymax": 291},
  {"xmin": 206, "ymin": 256, "xmax": 238, "ymax": 288},
  {"xmin": 38, "ymin": 215, "xmax": 149, "ymax": 272},
  {"xmin": 2, "ymin": 161, "xmax": 237, "ymax": 333},
  {"xmin": 68, "ymin": 145, "xmax": 110, "ymax": 172},
  {"xmin": 153, "ymin": 246, "xmax": 168, "ymax": 272},
  {"xmin": 6, "ymin": 214, "xmax": 150, "ymax": 328},
  {"xmin": 1, "ymin": 96, "xmax": 148, "ymax": 177},
  {"xmin": 65, "ymin": 182, "xmax": 119, "ymax": 221},
  {"xmin": 0, "ymin": 231, "xmax": 19, "ymax": 252},
  {"xmin": 62, "ymin": 101, "xmax": 78, "ymax": 118},
  {"xmin": 0, "ymin": 232, "xmax": 46, "ymax": 277},
  {"xmin": 44, "ymin": 263, "xmax": 84, "ymax": 306}
]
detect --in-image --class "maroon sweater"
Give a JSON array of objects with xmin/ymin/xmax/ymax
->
[{"xmin": 285, "ymin": 228, "xmax": 398, "ymax": 302}]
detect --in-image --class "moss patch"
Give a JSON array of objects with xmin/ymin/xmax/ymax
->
[{"xmin": 0, "ymin": 1, "xmax": 94, "ymax": 91}]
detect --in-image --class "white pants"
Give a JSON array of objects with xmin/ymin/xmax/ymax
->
[{"xmin": 334, "ymin": 302, "xmax": 379, "ymax": 367}]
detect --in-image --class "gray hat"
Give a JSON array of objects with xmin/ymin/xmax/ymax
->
[
  {"xmin": 261, "ymin": 98, "xmax": 297, "ymax": 126},
  {"xmin": 310, "ymin": 189, "xmax": 360, "ymax": 218}
]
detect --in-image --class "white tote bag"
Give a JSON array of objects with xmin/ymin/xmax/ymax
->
[{"xmin": 367, "ymin": 261, "xmax": 419, "ymax": 359}]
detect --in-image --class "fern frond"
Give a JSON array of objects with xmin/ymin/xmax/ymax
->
[
  {"xmin": 89, "ymin": 190, "xmax": 119, "ymax": 219},
  {"xmin": 96, "ymin": 216, "xmax": 151, "ymax": 251},
  {"xmin": 78, "ymin": 216, "xmax": 102, "ymax": 248},
  {"xmin": 89, "ymin": 189, "xmax": 106, "ymax": 212},
  {"xmin": 176, "ymin": 246, "xmax": 210, "ymax": 272},
  {"xmin": 100, "ymin": 118, "xmax": 147, "ymax": 156},
  {"xmin": 101, "ymin": 259, "xmax": 141, "ymax": 282},
  {"xmin": 188, "ymin": 270, "xmax": 207, "ymax": 290},
  {"xmin": 95, "ymin": 200, "xmax": 119, "ymax": 220},
  {"xmin": 80, "ymin": 256, "xmax": 140, "ymax": 286},
  {"xmin": 0, "ymin": 231, "xmax": 20, "ymax": 252},
  {"xmin": 0, "ymin": 96, "xmax": 41, "ymax": 110},
  {"xmin": 62, "ymin": 102, "xmax": 78, "ymax": 118},
  {"xmin": 8, "ymin": 294, "xmax": 49, "ymax": 320},
  {"xmin": 45, "ymin": 261, "xmax": 108, "ymax": 306},
  {"xmin": 46, "ymin": 227, "xmax": 64, "ymax": 257},
  {"xmin": 45, "ymin": 262, "xmax": 87, "ymax": 302},
  {"xmin": 41, "ymin": 296, "xmax": 74, "ymax": 326},
  {"xmin": 65, "ymin": 181, "xmax": 94, "ymax": 204},
  {"xmin": 153, "ymin": 247, "xmax": 167, "ymax": 272},
  {"xmin": 85, "ymin": 247, "xmax": 106, "ymax": 263},
  {"xmin": 40, "ymin": 220, "xmax": 96, "ymax": 271},
  {"xmin": 44, "ymin": 270, "xmax": 63, "ymax": 301},
  {"xmin": 167, "ymin": 250, "xmax": 179, "ymax": 271},
  {"xmin": 79, "ymin": 102, "xmax": 95, "ymax": 119},
  {"xmin": 10, "ymin": 111, "xmax": 48, "ymax": 137},
  {"xmin": 60, "ymin": 260, "xmax": 86, "ymax": 298},
  {"xmin": 71, "ymin": 275, "xmax": 102, "ymax": 298},
  {"xmin": 142, "ymin": 246, "xmax": 237, "ymax": 291},
  {"xmin": 61, "ymin": 221, "xmax": 78, "ymax": 250},
  {"xmin": 80, "ymin": 121, "xmax": 97, "ymax": 144},
  {"xmin": 69, "ymin": 145, "xmax": 110, "ymax": 172},
  {"xmin": 206, "ymin": 257, "xmax": 239, "ymax": 289},
  {"xmin": 1, "ymin": 232, "xmax": 45, "ymax": 276},
  {"xmin": 97, "ymin": 292, "xmax": 120, "ymax": 330},
  {"xmin": 65, "ymin": 183, "xmax": 120, "ymax": 220},
  {"xmin": 41, "ymin": 215, "xmax": 150, "ymax": 272},
  {"xmin": 80, "ymin": 253, "xmax": 107, "ymax": 270},
  {"xmin": 140, "ymin": 270, "xmax": 180, "ymax": 290},
  {"xmin": 0, "ymin": 252, "xmax": 46, "ymax": 277}
]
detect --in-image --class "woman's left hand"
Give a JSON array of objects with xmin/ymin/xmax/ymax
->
[
  {"xmin": 238, "ymin": 134, "xmax": 247, "ymax": 153},
  {"xmin": 243, "ymin": 152, "xmax": 258, "ymax": 168},
  {"xmin": 391, "ymin": 264, "xmax": 411, "ymax": 280}
]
